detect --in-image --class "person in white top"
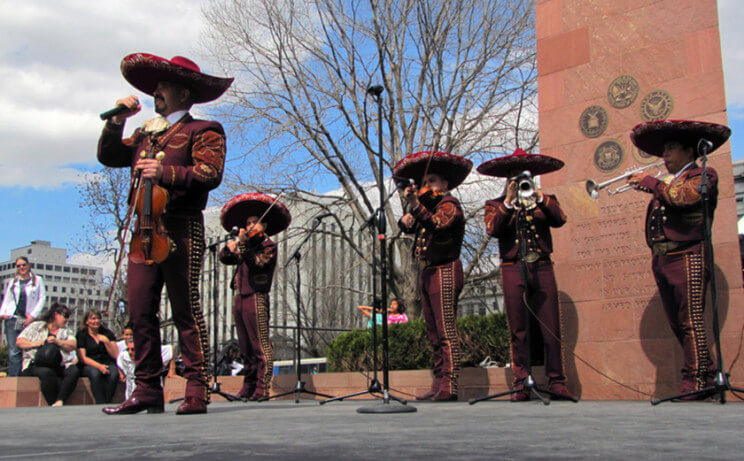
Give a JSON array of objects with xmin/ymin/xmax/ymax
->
[
  {"xmin": 1, "ymin": 257, "xmax": 46, "ymax": 376},
  {"xmin": 117, "ymin": 339, "xmax": 175, "ymax": 400}
]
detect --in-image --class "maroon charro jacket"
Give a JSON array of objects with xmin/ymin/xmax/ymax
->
[
  {"xmin": 638, "ymin": 164, "xmax": 717, "ymax": 246},
  {"xmin": 97, "ymin": 114, "xmax": 226, "ymax": 213},
  {"xmin": 484, "ymin": 194, "xmax": 566, "ymax": 261},
  {"xmin": 219, "ymin": 237, "xmax": 277, "ymax": 296},
  {"xmin": 398, "ymin": 194, "xmax": 465, "ymax": 266}
]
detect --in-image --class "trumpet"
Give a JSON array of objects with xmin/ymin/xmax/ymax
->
[
  {"xmin": 585, "ymin": 161, "xmax": 665, "ymax": 199},
  {"xmin": 512, "ymin": 170, "xmax": 536, "ymax": 199}
]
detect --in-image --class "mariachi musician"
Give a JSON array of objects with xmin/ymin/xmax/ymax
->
[
  {"xmin": 395, "ymin": 151, "xmax": 472, "ymax": 401},
  {"xmin": 98, "ymin": 53, "xmax": 233, "ymax": 415},
  {"xmin": 219, "ymin": 193, "xmax": 291, "ymax": 401},
  {"xmin": 479, "ymin": 148, "xmax": 575, "ymax": 401},
  {"xmin": 627, "ymin": 120, "xmax": 731, "ymax": 399}
]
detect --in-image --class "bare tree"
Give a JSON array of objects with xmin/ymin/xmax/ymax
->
[
  {"xmin": 201, "ymin": 0, "xmax": 537, "ymax": 321},
  {"xmin": 75, "ymin": 167, "xmax": 132, "ymax": 330}
]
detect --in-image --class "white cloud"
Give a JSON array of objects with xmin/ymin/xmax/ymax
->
[{"xmin": 0, "ymin": 0, "xmax": 218, "ymax": 189}]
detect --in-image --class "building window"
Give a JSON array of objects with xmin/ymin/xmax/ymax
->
[
  {"xmin": 53, "ymin": 286, "xmax": 57, "ymax": 292},
  {"xmin": 72, "ymin": 268, "xmax": 79, "ymax": 274},
  {"xmin": 61, "ymin": 287, "xmax": 66, "ymax": 293},
  {"xmin": 45, "ymin": 264, "xmax": 53, "ymax": 271},
  {"xmin": 63, "ymin": 267, "xmax": 70, "ymax": 273},
  {"xmin": 55, "ymin": 266, "xmax": 61, "ymax": 272}
]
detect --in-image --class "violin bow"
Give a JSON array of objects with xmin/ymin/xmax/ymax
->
[{"xmin": 254, "ymin": 191, "xmax": 285, "ymax": 230}]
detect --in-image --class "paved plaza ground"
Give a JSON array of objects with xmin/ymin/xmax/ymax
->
[{"xmin": 0, "ymin": 398, "xmax": 741, "ymax": 460}]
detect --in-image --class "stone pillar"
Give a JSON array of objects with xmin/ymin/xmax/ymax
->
[{"xmin": 536, "ymin": 0, "xmax": 743, "ymax": 399}]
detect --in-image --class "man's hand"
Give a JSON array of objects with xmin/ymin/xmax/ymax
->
[
  {"xmin": 404, "ymin": 185, "xmax": 420, "ymax": 207},
  {"xmin": 110, "ymin": 95, "xmax": 141, "ymax": 124},
  {"xmin": 227, "ymin": 240, "xmax": 239, "ymax": 254},
  {"xmin": 626, "ymin": 173, "xmax": 649, "ymax": 187},
  {"xmin": 401, "ymin": 213, "xmax": 415, "ymax": 228},
  {"xmin": 505, "ymin": 181, "xmax": 517, "ymax": 205},
  {"xmin": 135, "ymin": 158, "xmax": 164, "ymax": 181}
]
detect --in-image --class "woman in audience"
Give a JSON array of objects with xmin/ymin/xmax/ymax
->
[
  {"xmin": 77, "ymin": 310, "xmax": 119, "ymax": 403},
  {"xmin": 16, "ymin": 303, "xmax": 79, "ymax": 406}
]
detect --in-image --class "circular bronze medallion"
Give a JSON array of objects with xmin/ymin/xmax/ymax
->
[
  {"xmin": 640, "ymin": 90, "xmax": 673, "ymax": 121},
  {"xmin": 607, "ymin": 75, "xmax": 640, "ymax": 109},
  {"xmin": 594, "ymin": 140, "xmax": 624, "ymax": 172},
  {"xmin": 579, "ymin": 105, "xmax": 609, "ymax": 138},
  {"xmin": 631, "ymin": 145, "xmax": 656, "ymax": 165}
]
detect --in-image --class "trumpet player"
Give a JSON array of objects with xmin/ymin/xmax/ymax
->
[
  {"xmin": 628, "ymin": 120, "xmax": 731, "ymax": 400},
  {"xmin": 479, "ymin": 148, "xmax": 575, "ymax": 401}
]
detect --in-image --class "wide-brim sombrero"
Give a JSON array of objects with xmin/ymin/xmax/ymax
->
[
  {"xmin": 121, "ymin": 53, "xmax": 234, "ymax": 104},
  {"xmin": 476, "ymin": 148, "xmax": 564, "ymax": 178},
  {"xmin": 392, "ymin": 151, "xmax": 473, "ymax": 190},
  {"xmin": 630, "ymin": 120, "xmax": 731, "ymax": 157},
  {"xmin": 220, "ymin": 193, "xmax": 291, "ymax": 236}
]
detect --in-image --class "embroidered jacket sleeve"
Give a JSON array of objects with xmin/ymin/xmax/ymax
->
[
  {"xmin": 638, "ymin": 169, "xmax": 716, "ymax": 208},
  {"xmin": 484, "ymin": 199, "xmax": 516, "ymax": 237},
  {"xmin": 410, "ymin": 198, "xmax": 463, "ymax": 232},
  {"xmin": 160, "ymin": 127, "xmax": 226, "ymax": 192},
  {"xmin": 536, "ymin": 194, "xmax": 567, "ymax": 228},
  {"xmin": 97, "ymin": 122, "xmax": 141, "ymax": 168}
]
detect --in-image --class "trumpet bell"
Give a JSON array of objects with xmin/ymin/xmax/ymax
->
[{"xmin": 585, "ymin": 180, "xmax": 600, "ymax": 199}]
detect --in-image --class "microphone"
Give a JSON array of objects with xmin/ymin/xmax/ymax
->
[
  {"xmin": 697, "ymin": 138, "xmax": 714, "ymax": 155},
  {"xmin": 393, "ymin": 176, "xmax": 414, "ymax": 189},
  {"xmin": 99, "ymin": 105, "xmax": 128, "ymax": 121},
  {"xmin": 367, "ymin": 85, "xmax": 384, "ymax": 97},
  {"xmin": 230, "ymin": 226, "xmax": 240, "ymax": 237}
]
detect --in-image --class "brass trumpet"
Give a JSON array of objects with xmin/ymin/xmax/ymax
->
[{"xmin": 585, "ymin": 161, "xmax": 665, "ymax": 199}]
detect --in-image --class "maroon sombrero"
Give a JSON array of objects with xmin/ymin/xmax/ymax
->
[
  {"xmin": 476, "ymin": 148, "xmax": 564, "ymax": 178},
  {"xmin": 630, "ymin": 120, "xmax": 731, "ymax": 157},
  {"xmin": 121, "ymin": 53, "xmax": 234, "ymax": 103},
  {"xmin": 392, "ymin": 151, "xmax": 473, "ymax": 189},
  {"xmin": 220, "ymin": 193, "xmax": 291, "ymax": 236}
]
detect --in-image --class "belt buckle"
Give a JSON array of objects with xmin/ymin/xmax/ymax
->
[{"xmin": 523, "ymin": 252, "xmax": 540, "ymax": 263}]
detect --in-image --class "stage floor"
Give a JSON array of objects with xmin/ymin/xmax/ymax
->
[{"xmin": 0, "ymin": 399, "xmax": 741, "ymax": 459}]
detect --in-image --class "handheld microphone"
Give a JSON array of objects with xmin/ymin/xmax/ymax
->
[
  {"xmin": 99, "ymin": 105, "xmax": 128, "ymax": 121},
  {"xmin": 393, "ymin": 176, "xmax": 414, "ymax": 189},
  {"xmin": 697, "ymin": 138, "xmax": 714, "ymax": 155},
  {"xmin": 230, "ymin": 226, "xmax": 240, "ymax": 237}
]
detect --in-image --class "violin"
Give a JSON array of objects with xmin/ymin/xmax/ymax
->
[{"xmin": 129, "ymin": 151, "xmax": 173, "ymax": 265}]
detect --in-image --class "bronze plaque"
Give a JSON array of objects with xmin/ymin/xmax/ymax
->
[
  {"xmin": 607, "ymin": 75, "xmax": 640, "ymax": 109},
  {"xmin": 640, "ymin": 90, "xmax": 674, "ymax": 121},
  {"xmin": 594, "ymin": 140, "xmax": 624, "ymax": 172},
  {"xmin": 579, "ymin": 105, "xmax": 609, "ymax": 138}
]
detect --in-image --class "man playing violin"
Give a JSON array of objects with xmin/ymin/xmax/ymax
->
[
  {"xmin": 98, "ymin": 53, "xmax": 233, "ymax": 415},
  {"xmin": 218, "ymin": 193, "xmax": 291, "ymax": 401},
  {"xmin": 479, "ymin": 148, "xmax": 575, "ymax": 402},
  {"xmin": 394, "ymin": 151, "xmax": 472, "ymax": 401},
  {"xmin": 628, "ymin": 120, "xmax": 730, "ymax": 399}
]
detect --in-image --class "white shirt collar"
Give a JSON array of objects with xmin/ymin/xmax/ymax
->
[
  {"xmin": 165, "ymin": 110, "xmax": 189, "ymax": 125},
  {"xmin": 674, "ymin": 161, "xmax": 696, "ymax": 178}
]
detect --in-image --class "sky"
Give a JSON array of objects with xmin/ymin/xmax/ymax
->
[{"xmin": 1, "ymin": 0, "xmax": 743, "ymax": 268}]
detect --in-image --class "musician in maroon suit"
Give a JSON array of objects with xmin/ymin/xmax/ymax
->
[
  {"xmin": 219, "ymin": 193, "xmax": 291, "ymax": 401},
  {"xmin": 628, "ymin": 120, "xmax": 731, "ymax": 399},
  {"xmin": 99, "ymin": 53, "xmax": 233, "ymax": 415},
  {"xmin": 479, "ymin": 148, "xmax": 575, "ymax": 401},
  {"xmin": 395, "ymin": 151, "xmax": 472, "ymax": 401}
]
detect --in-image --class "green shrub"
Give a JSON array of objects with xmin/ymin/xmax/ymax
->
[{"xmin": 325, "ymin": 313, "xmax": 510, "ymax": 372}]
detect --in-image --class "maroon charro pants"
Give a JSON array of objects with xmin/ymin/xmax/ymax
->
[
  {"xmin": 652, "ymin": 243, "xmax": 717, "ymax": 390},
  {"xmin": 420, "ymin": 259, "xmax": 463, "ymax": 394},
  {"xmin": 127, "ymin": 214, "xmax": 210, "ymax": 403},
  {"xmin": 501, "ymin": 259, "xmax": 566, "ymax": 386},
  {"xmin": 233, "ymin": 292, "xmax": 273, "ymax": 393}
]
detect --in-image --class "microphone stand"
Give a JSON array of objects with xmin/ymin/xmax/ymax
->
[
  {"xmin": 260, "ymin": 216, "xmax": 336, "ymax": 403},
  {"xmin": 321, "ymin": 85, "xmax": 415, "ymax": 413},
  {"xmin": 170, "ymin": 233, "xmax": 241, "ymax": 403},
  {"xmin": 651, "ymin": 139, "xmax": 744, "ymax": 404}
]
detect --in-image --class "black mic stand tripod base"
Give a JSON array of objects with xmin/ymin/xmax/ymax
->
[{"xmin": 259, "ymin": 220, "xmax": 336, "ymax": 403}]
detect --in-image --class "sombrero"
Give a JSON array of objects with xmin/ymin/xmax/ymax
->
[
  {"xmin": 392, "ymin": 151, "xmax": 473, "ymax": 190},
  {"xmin": 630, "ymin": 120, "xmax": 731, "ymax": 157},
  {"xmin": 220, "ymin": 193, "xmax": 291, "ymax": 236},
  {"xmin": 476, "ymin": 148, "xmax": 564, "ymax": 178},
  {"xmin": 121, "ymin": 53, "xmax": 234, "ymax": 104}
]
